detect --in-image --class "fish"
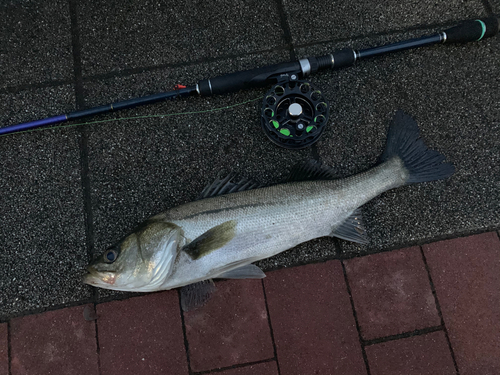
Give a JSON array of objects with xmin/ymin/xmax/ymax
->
[{"xmin": 84, "ymin": 111, "xmax": 455, "ymax": 310}]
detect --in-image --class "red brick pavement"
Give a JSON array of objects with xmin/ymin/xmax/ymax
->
[
  {"xmin": 365, "ymin": 331, "xmax": 456, "ymax": 375},
  {"xmin": 2, "ymin": 232, "xmax": 499, "ymax": 374},
  {"xmin": 423, "ymin": 232, "xmax": 500, "ymax": 375},
  {"xmin": 183, "ymin": 279, "xmax": 274, "ymax": 373},
  {"xmin": 9, "ymin": 305, "xmax": 98, "ymax": 375},
  {"xmin": 264, "ymin": 261, "xmax": 366, "ymax": 375},
  {"xmin": 343, "ymin": 246, "xmax": 440, "ymax": 340},
  {"xmin": 96, "ymin": 291, "xmax": 188, "ymax": 375}
]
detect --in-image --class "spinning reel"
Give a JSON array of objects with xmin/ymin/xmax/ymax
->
[
  {"xmin": 3, "ymin": 17, "xmax": 497, "ymax": 142},
  {"xmin": 261, "ymin": 75, "xmax": 329, "ymax": 149}
]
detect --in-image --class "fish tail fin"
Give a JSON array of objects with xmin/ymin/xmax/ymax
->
[{"xmin": 381, "ymin": 110, "xmax": 455, "ymax": 184}]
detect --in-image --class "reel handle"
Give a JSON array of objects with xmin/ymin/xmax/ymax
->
[{"xmin": 443, "ymin": 17, "xmax": 499, "ymax": 43}]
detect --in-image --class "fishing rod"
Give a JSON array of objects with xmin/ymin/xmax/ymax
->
[{"xmin": 2, "ymin": 16, "xmax": 498, "ymax": 149}]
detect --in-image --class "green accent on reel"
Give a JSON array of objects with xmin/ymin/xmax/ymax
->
[
  {"xmin": 476, "ymin": 19, "xmax": 487, "ymax": 41},
  {"xmin": 306, "ymin": 125, "xmax": 314, "ymax": 133},
  {"xmin": 272, "ymin": 120, "xmax": 280, "ymax": 129},
  {"xmin": 279, "ymin": 128, "xmax": 291, "ymax": 136}
]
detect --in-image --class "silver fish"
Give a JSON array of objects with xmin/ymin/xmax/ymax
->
[{"xmin": 84, "ymin": 111, "xmax": 454, "ymax": 309}]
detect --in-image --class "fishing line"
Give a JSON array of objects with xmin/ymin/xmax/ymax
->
[
  {"xmin": 0, "ymin": 96, "xmax": 263, "ymax": 138},
  {"xmin": 1, "ymin": 16, "xmax": 499, "ymax": 148}
]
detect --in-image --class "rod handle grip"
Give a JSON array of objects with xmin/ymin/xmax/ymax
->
[
  {"xmin": 309, "ymin": 49, "xmax": 357, "ymax": 72},
  {"xmin": 444, "ymin": 17, "xmax": 499, "ymax": 43},
  {"xmin": 198, "ymin": 61, "xmax": 301, "ymax": 96}
]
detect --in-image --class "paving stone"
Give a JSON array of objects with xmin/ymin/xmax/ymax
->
[
  {"xmin": 96, "ymin": 291, "xmax": 188, "ymax": 375},
  {"xmin": 184, "ymin": 279, "xmax": 273, "ymax": 373},
  {"xmin": 0, "ymin": 86, "xmax": 91, "ymax": 320},
  {"xmin": 365, "ymin": 331, "xmax": 456, "ymax": 375},
  {"xmin": 344, "ymin": 247, "xmax": 440, "ymax": 340},
  {"xmin": 423, "ymin": 232, "xmax": 500, "ymax": 375},
  {"xmin": 0, "ymin": 323, "xmax": 8, "ymax": 375},
  {"xmin": 10, "ymin": 305, "xmax": 98, "ymax": 375},
  {"xmin": 77, "ymin": 0, "xmax": 286, "ymax": 76},
  {"xmin": 264, "ymin": 261, "xmax": 366, "ymax": 375},
  {"xmin": 284, "ymin": 0, "xmax": 486, "ymax": 45},
  {"xmin": 0, "ymin": 0, "xmax": 73, "ymax": 89},
  {"xmin": 216, "ymin": 361, "xmax": 279, "ymax": 375}
]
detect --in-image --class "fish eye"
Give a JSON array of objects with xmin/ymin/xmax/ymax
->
[{"xmin": 104, "ymin": 249, "xmax": 118, "ymax": 263}]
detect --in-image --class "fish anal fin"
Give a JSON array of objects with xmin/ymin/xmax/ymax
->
[
  {"xmin": 217, "ymin": 264, "xmax": 266, "ymax": 279},
  {"xmin": 182, "ymin": 220, "xmax": 237, "ymax": 260},
  {"xmin": 331, "ymin": 208, "xmax": 369, "ymax": 244},
  {"xmin": 180, "ymin": 280, "xmax": 216, "ymax": 312}
]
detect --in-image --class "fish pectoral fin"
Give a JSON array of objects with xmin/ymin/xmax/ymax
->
[
  {"xmin": 330, "ymin": 208, "xmax": 369, "ymax": 244},
  {"xmin": 180, "ymin": 279, "xmax": 216, "ymax": 312},
  {"xmin": 217, "ymin": 264, "xmax": 266, "ymax": 279},
  {"xmin": 182, "ymin": 220, "xmax": 237, "ymax": 260}
]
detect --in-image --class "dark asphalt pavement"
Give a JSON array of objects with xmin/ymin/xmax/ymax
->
[{"xmin": 1, "ymin": 0, "xmax": 499, "ymax": 320}]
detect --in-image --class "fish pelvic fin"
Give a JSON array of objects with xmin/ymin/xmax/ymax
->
[
  {"xmin": 217, "ymin": 264, "xmax": 266, "ymax": 279},
  {"xmin": 182, "ymin": 220, "xmax": 237, "ymax": 260},
  {"xmin": 381, "ymin": 110, "xmax": 455, "ymax": 184},
  {"xmin": 180, "ymin": 279, "xmax": 216, "ymax": 312}
]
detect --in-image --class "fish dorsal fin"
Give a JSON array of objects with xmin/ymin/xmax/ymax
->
[
  {"xmin": 217, "ymin": 264, "xmax": 266, "ymax": 279},
  {"xmin": 180, "ymin": 280, "xmax": 216, "ymax": 312},
  {"xmin": 287, "ymin": 159, "xmax": 338, "ymax": 182},
  {"xmin": 182, "ymin": 220, "xmax": 237, "ymax": 260},
  {"xmin": 330, "ymin": 208, "xmax": 369, "ymax": 244},
  {"xmin": 197, "ymin": 173, "xmax": 262, "ymax": 199}
]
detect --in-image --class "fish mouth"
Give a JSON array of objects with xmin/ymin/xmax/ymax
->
[{"xmin": 83, "ymin": 267, "xmax": 117, "ymax": 286}]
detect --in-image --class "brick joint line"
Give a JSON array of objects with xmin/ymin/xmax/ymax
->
[
  {"xmin": 177, "ymin": 290, "xmax": 194, "ymax": 375},
  {"xmin": 420, "ymin": 246, "xmax": 461, "ymax": 375},
  {"xmin": 261, "ymin": 279, "xmax": 282, "ymax": 375},
  {"xmin": 93, "ymin": 303, "xmax": 102, "ymax": 375},
  {"xmin": 340, "ymin": 260, "xmax": 372, "ymax": 375},
  {"xmin": 193, "ymin": 357, "xmax": 276, "ymax": 375},
  {"xmin": 7, "ymin": 321, "xmax": 12, "ymax": 375},
  {"xmin": 363, "ymin": 325, "xmax": 443, "ymax": 346}
]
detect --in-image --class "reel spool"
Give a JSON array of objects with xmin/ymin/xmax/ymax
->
[{"xmin": 261, "ymin": 79, "xmax": 329, "ymax": 149}]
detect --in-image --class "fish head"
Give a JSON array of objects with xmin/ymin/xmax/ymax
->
[{"xmin": 83, "ymin": 221, "xmax": 182, "ymax": 292}]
